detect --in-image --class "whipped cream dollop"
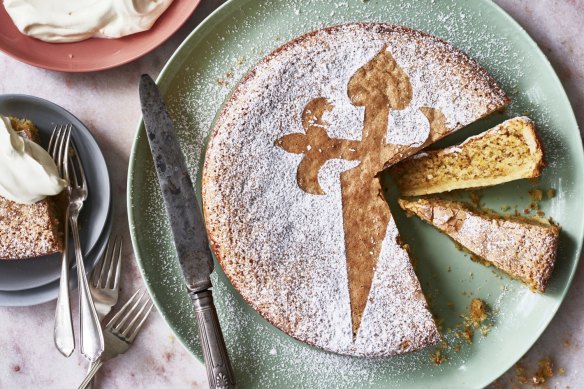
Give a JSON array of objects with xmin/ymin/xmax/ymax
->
[
  {"xmin": 4, "ymin": 0, "xmax": 174, "ymax": 43},
  {"xmin": 0, "ymin": 115, "xmax": 67, "ymax": 204}
]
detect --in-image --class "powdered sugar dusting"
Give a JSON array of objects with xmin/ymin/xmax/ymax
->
[
  {"xmin": 388, "ymin": 107, "xmax": 430, "ymax": 146},
  {"xmin": 355, "ymin": 219, "xmax": 438, "ymax": 354}
]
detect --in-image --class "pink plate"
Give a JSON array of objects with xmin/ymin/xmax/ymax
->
[{"xmin": 0, "ymin": 0, "xmax": 201, "ymax": 72}]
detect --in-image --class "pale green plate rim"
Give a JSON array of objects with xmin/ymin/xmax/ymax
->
[{"xmin": 128, "ymin": 0, "xmax": 584, "ymax": 387}]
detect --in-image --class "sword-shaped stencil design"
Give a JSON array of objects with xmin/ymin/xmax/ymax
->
[{"xmin": 276, "ymin": 47, "xmax": 446, "ymax": 334}]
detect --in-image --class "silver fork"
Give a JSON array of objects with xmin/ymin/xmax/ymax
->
[
  {"xmin": 90, "ymin": 236, "xmax": 123, "ymax": 321},
  {"xmin": 77, "ymin": 289, "xmax": 154, "ymax": 389},
  {"xmin": 65, "ymin": 130, "xmax": 104, "ymax": 362},
  {"xmin": 50, "ymin": 125, "xmax": 75, "ymax": 357},
  {"xmin": 86, "ymin": 235, "xmax": 123, "ymax": 389}
]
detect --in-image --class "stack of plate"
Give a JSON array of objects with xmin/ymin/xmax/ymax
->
[{"xmin": 0, "ymin": 95, "xmax": 111, "ymax": 306}]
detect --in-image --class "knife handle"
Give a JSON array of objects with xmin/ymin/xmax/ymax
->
[{"xmin": 191, "ymin": 290, "xmax": 237, "ymax": 389}]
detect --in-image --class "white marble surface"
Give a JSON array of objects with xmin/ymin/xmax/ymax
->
[{"xmin": 0, "ymin": 1, "xmax": 582, "ymax": 388}]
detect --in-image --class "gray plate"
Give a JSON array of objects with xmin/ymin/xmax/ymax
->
[{"xmin": 0, "ymin": 95, "xmax": 111, "ymax": 291}]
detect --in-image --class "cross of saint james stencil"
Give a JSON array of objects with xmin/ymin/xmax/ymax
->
[{"xmin": 276, "ymin": 47, "xmax": 448, "ymax": 334}]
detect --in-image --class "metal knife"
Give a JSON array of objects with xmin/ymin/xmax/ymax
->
[{"xmin": 139, "ymin": 74, "xmax": 236, "ymax": 389}]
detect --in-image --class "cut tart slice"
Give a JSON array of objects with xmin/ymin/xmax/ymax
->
[
  {"xmin": 0, "ymin": 117, "xmax": 64, "ymax": 259},
  {"xmin": 203, "ymin": 23, "xmax": 510, "ymax": 356},
  {"xmin": 399, "ymin": 197, "xmax": 559, "ymax": 292},
  {"xmin": 390, "ymin": 117, "xmax": 544, "ymax": 196}
]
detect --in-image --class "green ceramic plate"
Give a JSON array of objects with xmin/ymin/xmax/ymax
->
[{"xmin": 128, "ymin": 0, "xmax": 584, "ymax": 387}]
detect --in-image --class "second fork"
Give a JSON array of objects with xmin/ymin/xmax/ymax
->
[
  {"xmin": 50, "ymin": 124, "xmax": 75, "ymax": 357},
  {"xmin": 90, "ymin": 235, "xmax": 123, "ymax": 321},
  {"xmin": 64, "ymin": 128, "xmax": 104, "ymax": 362}
]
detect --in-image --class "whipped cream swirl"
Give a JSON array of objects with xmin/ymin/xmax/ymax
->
[
  {"xmin": 0, "ymin": 115, "xmax": 66, "ymax": 204},
  {"xmin": 4, "ymin": 0, "xmax": 174, "ymax": 43}
]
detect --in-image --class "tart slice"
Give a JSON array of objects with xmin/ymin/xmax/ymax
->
[
  {"xmin": 399, "ymin": 197, "xmax": 559, "ymax": 292},
  {"xmin": 390, "ymin": 117, "xmax": 544, "ymax": 196},
  {"xmin": 0, "ymin": 118, "xmax": 64, "ymax": 259}
]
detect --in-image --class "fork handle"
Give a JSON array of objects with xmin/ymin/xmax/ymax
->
[
  {"xmin": 191, "ymin": 290, "xmax": 237, "ymax": 389},
  {"xmin": 71, "ymin": 216, "xmax": 105, "ymax": 362},
  {"xmin": 77, "ymin": 359, "xmax": 103, "ymax": 389},
  {"xmin": 54, "ymin": 207, "xmax": 75, "ymax": 357}
]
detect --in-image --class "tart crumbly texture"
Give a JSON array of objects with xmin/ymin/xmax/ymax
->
[
  {"xmin": 0, "ymin": 117, "xmax": 64, "ymax": 260},
  {"xmin": 390, "ymin": 117, "xmax": 544, "ymax": 196},
  {"xmin": 399, "ymin": 197, "xmax": 559, "ymax": 292},
  {"xmin": 203, "ymin": 23, "xmax": 509, "ymax": 357}
]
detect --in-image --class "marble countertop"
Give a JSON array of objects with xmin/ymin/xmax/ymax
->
[{"xmin": 0, "ymin": 1, "xmax": 582, "ymax": 388}]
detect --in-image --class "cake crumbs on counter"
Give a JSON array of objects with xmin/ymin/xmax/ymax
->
[
  {"xmin": 532, "ymin": 357, "xmax": 554, "ymax": 386},
  {"xmin": 515, "ymin": 361, "xmax": 530, "ymax": 385},
  {"xmin": 562, "ymin": 339, "xmax": 571, "ymax": 348},
  {"xmin": 496, "ymin": 357, "xmax": 566, "ymax": 388}
]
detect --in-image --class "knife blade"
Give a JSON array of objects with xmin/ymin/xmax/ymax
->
[
  {"xmin": 139, "ymin": 74, "xmax": 212, "ymax": 293},
  {"xmin": 139, "ymin": 74, "xmax": 236, "ymax": 389}
]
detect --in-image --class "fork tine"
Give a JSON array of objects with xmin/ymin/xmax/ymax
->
[
  {"xmin": 96, "ymin": 237, "xmax": 114, "ymax": 288},
  {"xmin": 108, "ymin": 236, "xmax": 122, "ymax": 290},
  {"xmin": 69, "ymin": 149, "xmax": 79, "ymax": 188},
  {"xmin": 60, "ymin": 125, "xmax": 72, "ymax": 183},
  {"xmin": 48, "ymin": 125, "xmax": 59, "ymax": 158},
  {"xmin": 126, "ymin": 301, "xmax": 154, "ymax": 342},
  {"xmin": 120, "ymin": 295, "xmax": 151, "ymax": 337},
  {"xmin": 114, "ymin": 290, "xmax": 148, "ymax": 332},
  {"xmin": 50, "ymin": 125, "xmax": 66, "ymax": 173},
  {"xmin": 91, "ymin": 237, "xmax": 108, "ymax": 287},
  {"xmin": 90, "ymin": 252, "xmax": 102, "ymax": 287},
  {"xmin": 71, "ymin": 140, "xmax": 88, "ymax": 190},
  {"xmin": 106, "ymin": 289, "xmax": 144, "ymax": 329}
]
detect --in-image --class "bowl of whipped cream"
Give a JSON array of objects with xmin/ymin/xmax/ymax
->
[{"xmin": 0, "ymin": 0, "xmax": 201, "ymax": 71}]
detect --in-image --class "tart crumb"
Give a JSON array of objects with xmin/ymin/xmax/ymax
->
[
  {"xmin": 431, "ymin": 349, "xmax": 446, "ymax": 365},
  {"xmin": 469, "ymin": 191, "xmax": 481, "ymax": 207},
  {"xmin": 461, "ymin": 325, "xmax": 473, "ymax": 344},
  {"xmin": 546, "ymin": 188, "xmax": 556, "ymax": 199},
  {"xmin": 529, "ymin": 188, "xmax": 543, "ymax": 202},
  {"xmin": 469, "ymin": 298, "xmax": 488, "ymax": 326}
]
